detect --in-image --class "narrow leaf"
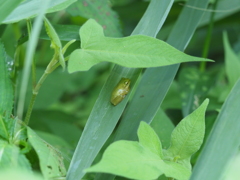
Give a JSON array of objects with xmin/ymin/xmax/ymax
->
[
  {"xmin": 223, "ymin": 31, "xmax": 240, "ymax": 86},
  {"xmin": 167, "ymin": 99, "xmax": 209, "ymax": 160},
  {"xmin": 44, "ymin": 17, "xmax": 65, "ymax": 70},
  {"xmin": 44, "ymin": 17, "xmax": 62, "ymax": 48},
  {"xmin": 190, "ymin": 79, "xmax": 240, "ymax": 180},
  {"xmin": 3, "ymin": 0, "xmax": 76, "ymax": 24},
  {"xmin": 17, "ymin": 0, "xmax": 50, "ymax": 119},
  {"xmin": 62, "ymin": 39, "xmax": 76, "ymax": 54},
  {"xmin": 223, "ymin": 153, "xmax": 240, "ymax": 180},
  {"xmin": 66, "ymin": 1, "xmax": 174, "ymax": 179},
  {"xmin": 112, "ymin": 0, "xmax": 210, "ymax": 148},
  {"xmin": 68, "ymin": 19, "xmax": 213, "ymax": 73},
  {"xmin": 199, "ymin": 0, "xmax": 240, "ymax": 27}
]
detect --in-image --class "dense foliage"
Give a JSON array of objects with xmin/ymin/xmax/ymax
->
[{"xmin": 0, "ymin": 0, "xmax": 240, "ymax": 180}]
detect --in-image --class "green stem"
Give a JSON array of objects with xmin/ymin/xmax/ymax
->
[
  {"xmin": 49, "ymin": 55, "xmax": 69, "ymax": 73},
  {"xmin": 166, "ymin": 156, "xmax": 180, "ymax": 180},
  {"xmin": 33, "ymin": 70, "xmax": 50, "ymax": 95},
  {"xmin": 24, "ymin": 55, "xmax": 69, "ymax": 124},
  {"xmin": 24, "ymin": 94, "xmax": 37, "ymax": 125},
  {"xmin": 24, "ymin": 65, "xmax": 51, "ymax": 125},
  {"xmin": 200, "ymin": 0, "xmax": 219, "ymax": 72},
  {"xmin": 24, "ymin": 70, "xmax": 50, "ymax": 125}
]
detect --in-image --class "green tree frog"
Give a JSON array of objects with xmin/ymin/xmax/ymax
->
[{"xmin": 111, "ymin": 78, "xmax": 131, "ymax": 106}]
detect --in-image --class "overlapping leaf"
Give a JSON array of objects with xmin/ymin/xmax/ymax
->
[{"xmin": 68, "ymin": 19, "xmax": 213, "ymax": 73}]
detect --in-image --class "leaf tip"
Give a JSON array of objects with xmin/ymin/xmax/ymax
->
[{"xmin": 202, "ymin": 98, "xmax": 209, "ymax": 106}]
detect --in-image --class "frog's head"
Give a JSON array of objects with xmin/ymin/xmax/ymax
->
[{"xmin": 122, "ymin": 78, "xmax": 131, "ymax": 88}]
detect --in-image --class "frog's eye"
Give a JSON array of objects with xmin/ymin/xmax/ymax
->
[{"xmin": 124, "ymin": 81, "xmax": 129, "ymax": 85}]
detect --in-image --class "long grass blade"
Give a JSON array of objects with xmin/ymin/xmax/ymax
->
[
  {"xmin": 114, "ymin": 0, "xmax": 210, "ymax": 142},
  {"xmin": 66, "ymin": 0, "xmax": 173, "ymax": 179},
  {"xmin": 190, "ymin": 79, "xmax": 240, "ymax": 179},
  {"xmin": 17, "ymin": 0, "xmax": 50, "ymax": 119}
]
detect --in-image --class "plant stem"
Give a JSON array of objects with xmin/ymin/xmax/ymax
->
[
  {"xmin": 24, "ymin": 69, "xmax": 50, "ymax": 125},
  {"xmin": 49, "ymin": 55, "xmax": 69, "ymax": 73},
  {"xmin": 23, "ymin": 42, "xmax": 71, "ymax": 124},
  {"xmin": 200, "ymin": 0, "xmax": 219, "ymax": 72},
  {"xmin": 33, "ymin": 71, "xmax": 50, "ymax": 95},
  {"xmin": 24, "ymin": 93, "xmax": 37, "ymax": 125},
  {"xmin": 23, "ymin": 55, "xmax": 70, "ymax": 124},
  {"xmin": 24, "ymin": 53, "xmax": 56, "ymax": 123}
]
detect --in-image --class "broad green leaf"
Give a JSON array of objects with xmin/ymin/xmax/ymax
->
[
  {"xmin": 66, "ymin": 1, "xmax": 172, "ymax": 179},
  {"xmin": 178, "ymin": 67, "xmax": 213, "ymax": 117},
  {"xmin": 35, "ymin": 130, "xmax": 72, "ymax": 168},
  {"xmin": 0, "ymin": 169, "xmax": 43, "ymax": 180},
  {"xmin": 0, "ymin": 41, "xmax": 13, "ymax": 117},
  {"xmin": 138, "ymin": 121, "xmax": 163, "ymax": 158},
  {"xmin": 0, "ymin": 139, "xmax": 31, "ymax": 170},
  {"xmin": 223, "ymin": 31, "xmax": 240, "ymax": 87},
  {"xmin": 163, "ymin": 160, "xmax": 191, "ymax": 180},
  {"xmin": 68, "ymin": 19, "xmax": 212, "ymax": 73},
  {"xmin": 86, "ymin": 140, "xmax": 190, "ymax": 180},
  {"xmin": 190, "ymin": 113, "xmax": 217, "ymax": 166},
  {"xmin": 36, "ymin": 130, "xmax": 72, "ymax": 154},
  {"xmin": 167, "ymin": 99, "xmax": 209, "ymax": 160},
  {"xmin": 190, "ymin": 79, "xmax": 240, "ymax": 180},
  {"xmin": 27, "ymin": 127, "xmax": 66, "ymax": 179},
  {"xmin": 0, "ymin": 0, "xmax": 21, "ymax": 24},
  {"xmin": 2, "ymin": 0, "xmax": 76, "ymax": 24},
  {"xmin": 86, "ymin": 141, "xmax": 164, "ymax": 180},
  {"xmin": 66, "ymin": 0, "xmax": 121, "ymax": 37}
]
